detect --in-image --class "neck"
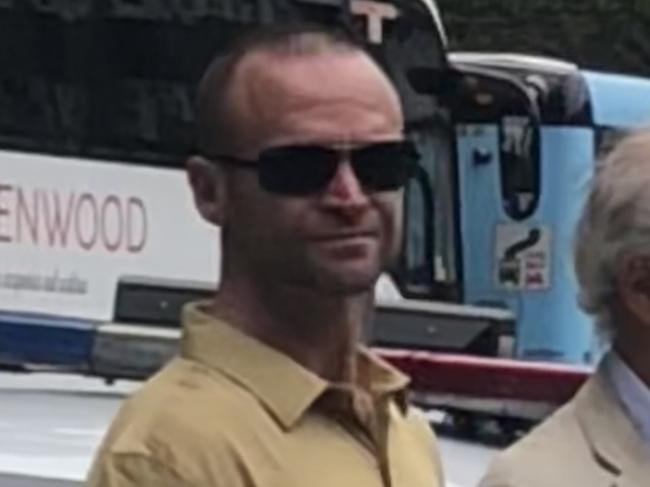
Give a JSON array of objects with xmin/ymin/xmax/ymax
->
[
  {"xmin": 613, "ymin": 328, "xmax": 650, "ymax": 389},
  {"xmin": 210, "ymin": 273, "xmax": 373, "ymax": 383}
]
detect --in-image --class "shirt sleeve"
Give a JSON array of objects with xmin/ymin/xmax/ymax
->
[
  {"xmin": 419, "ymin": 414, "xmax": 446, "ymax": 487},
  {"xmin": 407, "ymin": 406, "xmax": 446, "ymax": 487},
  {"xmin": 427, "ymin": 423, "xmax": 446, "ymax": 487},
  {"xmin": 86, "ymin": 453, "xmax": 195, "ymax": 487}
]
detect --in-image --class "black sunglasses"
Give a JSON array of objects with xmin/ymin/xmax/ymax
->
[{"xmin": 211, "ymin": 140, "xmax": 420, "ymax": 196}]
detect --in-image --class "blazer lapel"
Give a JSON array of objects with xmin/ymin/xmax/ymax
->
[{"xmin": 575, "ymin": 369, "xmax": 650, "ymax": 485}]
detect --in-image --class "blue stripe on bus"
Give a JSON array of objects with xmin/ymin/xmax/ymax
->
[{"xmin": 0, "ymin": 312, "xmax": 98, "ymax": 368}]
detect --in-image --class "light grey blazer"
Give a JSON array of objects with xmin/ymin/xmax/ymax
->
[{"xmin": 479, "ymin": 365, "xmax": 650, "ymax": 487}]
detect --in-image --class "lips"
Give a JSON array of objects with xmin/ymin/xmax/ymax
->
[{"xmin": 308, "ymin": 231, "xmax": 378, "ymax": 242}]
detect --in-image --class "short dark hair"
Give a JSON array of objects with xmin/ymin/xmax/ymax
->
[{"xmin": 195, "ymin": 23, "xmax": 369, "ymax": 156}]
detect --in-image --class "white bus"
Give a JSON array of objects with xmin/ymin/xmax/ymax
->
[{"xmin": 0, "ymin": 0, "xmax": 463, "ymax": 370}]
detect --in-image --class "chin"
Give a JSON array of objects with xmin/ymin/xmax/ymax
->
[
  {"xmin": 288, "ymin": 250, "xmax": 387, "ymax": 295},
  {"xmin": 312, "ymin": 268, "xmax": 381, "ymax": 296}
]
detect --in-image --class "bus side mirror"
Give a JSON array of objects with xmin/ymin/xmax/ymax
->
[{"xmin": 499, "ymin": 114, "xmax": 541, "ymax": 220}]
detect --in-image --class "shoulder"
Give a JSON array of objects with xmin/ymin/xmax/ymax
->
[
  {"xmin": 115, "ymin": 356, "xmax": 265, "ymax": 438},
  {"xmin": 479, "ymin": 397, "xmax": 590, "ymax": 487},
  {"xmin": 402, "ymin": 406, "xmax": 446, "ymax": 486},
  {"xmin": 87, "ymin": 451, "xmax": 195, "ymax": 487},
  {"xmin": 89, "ymin": 357, "xmax": 271, "ymax": 485}
]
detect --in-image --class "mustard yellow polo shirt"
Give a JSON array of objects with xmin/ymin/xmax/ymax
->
[{"xmin": 87, "ymin": 302, "xmax": 444, "ymax": 487}]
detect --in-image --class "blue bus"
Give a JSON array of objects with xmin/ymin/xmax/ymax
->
[{"xmin": 396, "ymin": 52, "xmax": 650, "ymax": 365}]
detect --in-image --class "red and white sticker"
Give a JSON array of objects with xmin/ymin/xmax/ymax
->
[{"xmin": 495, "ymin": 224, "xmax": 551, "ymax": 291}]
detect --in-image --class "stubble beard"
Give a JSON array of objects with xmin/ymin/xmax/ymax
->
[
  {"xmin": 229, "ymin": 228, "xmax": 397, "ymax": 298},
  {"xmin": 273, "ymin": 242, "xmax": 395, "ymax": 297}
]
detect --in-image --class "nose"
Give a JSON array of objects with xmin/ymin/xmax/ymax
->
[{"xmin": 320, "ymin": 159, "xmax": 370, "ymax": 219}]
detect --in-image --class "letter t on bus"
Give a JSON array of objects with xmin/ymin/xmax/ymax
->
[{"xmin": 351, "ymin": 0, "xmax": 399, "ymax": 44}]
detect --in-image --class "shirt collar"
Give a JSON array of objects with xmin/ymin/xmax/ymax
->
[
  {"xmin": 356, "ymin": 347, "xmax": 410, "ymax": 413},
  {"xmin": 180, "ymin": 301, "xmax": 410, "ymax": 429},
  {"xmin": 603, "ymin": 351, "xmax": 650, "ymax": 447}
]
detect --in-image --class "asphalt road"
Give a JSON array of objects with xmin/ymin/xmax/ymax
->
[{"xmin": 0, "ymin": 371, "xmax": 499, "ymax": 487}]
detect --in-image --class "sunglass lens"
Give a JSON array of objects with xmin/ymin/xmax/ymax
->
[
  {"xmin": 353, "ymin": 142, "xmax": 420, "ymax": 191},
  {"xmin": 258, "ymin": 146, "xmax": 337, "ymax": 195}
]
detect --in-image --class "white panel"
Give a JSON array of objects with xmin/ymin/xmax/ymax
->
[{"xmin": 0, "ymin": 150, "xmax": 220, "ymax": 321}]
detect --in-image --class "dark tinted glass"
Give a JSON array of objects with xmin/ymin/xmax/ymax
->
[
  {"xmin": 259, "ymin": 146, "xmax": 338, "ymax": 195},
  {"xmin": 353, "ymin": 141, "xmax": 419, "ymax": 190},
  {"xmin": 257, "ymin": 141, "xmax": 419, "ymax": 195},
  {"xmin": 0, "ymin": 1, "xmax": 445, "ymax": 167}
]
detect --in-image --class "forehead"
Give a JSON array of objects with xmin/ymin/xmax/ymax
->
[
  {"xmin": 241, "ymin": 50, "xmax": 396, "ymax": 99},
  {"xmin": 228, "ymin": 50, "xmax": 403, "ymax": 148}
]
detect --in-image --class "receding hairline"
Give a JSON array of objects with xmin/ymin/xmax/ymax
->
[{"xmin": 195, "ymin": 28, "xmax": 388, "ymax": 156}]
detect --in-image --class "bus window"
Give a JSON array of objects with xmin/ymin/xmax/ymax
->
[
  {"xmin": 0, "ymin": 1, "xmax": 446, "ymax": 169},
  {"xmin": 398, "ymin": 117, "xmax": 459, "ymax": 300},
  {"xmin": 500, "ymin": 115, "xmax": 540, "ymax": 220},
  {"xmin": 364, "ymin": 2, "xmax": 456, "ymax": 300}
]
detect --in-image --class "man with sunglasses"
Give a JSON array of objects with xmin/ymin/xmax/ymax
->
[{"xmin": 87, "ymin": 24, "xmax": 444, "ymax": 487}]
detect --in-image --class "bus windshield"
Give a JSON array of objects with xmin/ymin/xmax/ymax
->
[
  {"xmin": 0, "ymin": 0, "xmax": 447, "ymax": 167},
  {"xmin": 399, "ymin": 114, "xmax": 458, "ymax": 300},
  {"xmin": 0, "ymin": 0, "xmax": 454, "ymax": 318}
]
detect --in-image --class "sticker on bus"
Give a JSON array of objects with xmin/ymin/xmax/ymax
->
[{"xmin": 495, "ymin": 224, "xmax": 551, "ymax": 291}]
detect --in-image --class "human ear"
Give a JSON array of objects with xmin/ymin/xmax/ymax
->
[{"xmin": 186, "ymin": 155, "xmax": 227, "ymax": 226}]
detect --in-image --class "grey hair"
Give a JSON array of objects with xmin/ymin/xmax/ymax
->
[{"xmin": 574, "ymin": 128, "xmax": 650, "ymax": 337}]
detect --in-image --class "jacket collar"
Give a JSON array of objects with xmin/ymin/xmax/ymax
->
[{"xmin": 575, "ymin": 364, "xmax": 650, "ymax": 483}]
